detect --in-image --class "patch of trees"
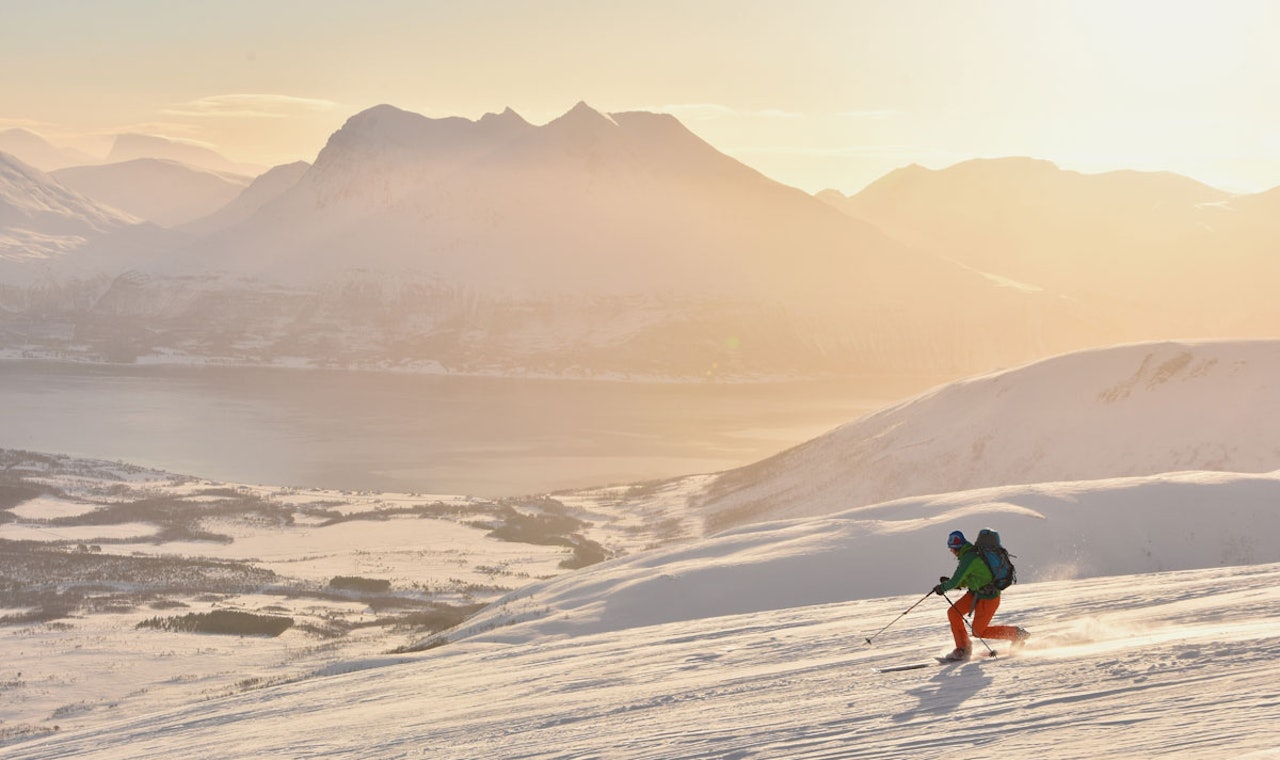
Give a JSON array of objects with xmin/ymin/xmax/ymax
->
[
  {"xmin": 353, "ymin": 602, "xmax": 485, "ymax": 633},
  {"xmin": 328, "ymin": 576, "xmax": 391, "ymax": 593},
  {"xmin": 137, "ymin": 609, "xmax": 294, "ymax": 637},
  {"xmin": 0, "ymin": 484, "xmax": 45, "ymax": 510},
  {"xmin": 0, "ymin": 542, "xmax": 281, "ymax": 626},
  {"xmin": 484, "ymin": 502, "xmax": 609, "ymax": 569}
]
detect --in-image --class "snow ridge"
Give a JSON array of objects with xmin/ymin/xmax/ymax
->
[{"xmin": 695, "ymin": 339, "xmax": 1280, "ymax": 529}]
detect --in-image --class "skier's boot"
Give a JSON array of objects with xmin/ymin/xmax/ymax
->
[
  {"xmin": 1012, "ymin": 628, "xmax": 1031, "ymax": 650},
  {"xmin": 943, "ymin": 646, "xmax": 972, "ymax": 662}
]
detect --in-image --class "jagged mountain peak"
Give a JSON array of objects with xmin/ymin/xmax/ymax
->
[
  {"xmin": 317, "ymin": 103, "xmax": 704, "ymax": 171},
  {"xmin": 534, "ymin": 101, "xmax": 620, "ymax": 142},
  {"xmin": 479, "ymin": 106, "xmax": 530, "ymax": 127},
  {"xmin": 561, "ymin": 100, "xmax": 613, "ymax": 123},
  {"xmin": 316, "ymin": 103, "xmax": 535, "ymax": 169},
  {"xmin": 327, "ymin": 105, "xmax": 449, "ymax": 149}
]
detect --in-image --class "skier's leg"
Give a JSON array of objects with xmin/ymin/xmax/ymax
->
[
  {"xmin": 947, "ymin": 592, "xmax": 973, "ymax": 648},
  {"xmin": 971, "ymin": 596, "xmax": 1018, "ymax": 641}
]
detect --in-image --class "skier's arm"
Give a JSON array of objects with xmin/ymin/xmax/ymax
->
[{"xmin": 937, "ymin": 554, "xmax": 975, "ymax": 592}]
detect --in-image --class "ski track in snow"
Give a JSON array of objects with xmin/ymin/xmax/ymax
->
[{"xmin": 11, "ymin": 563, "xmax": 1280, "ymax": 759}]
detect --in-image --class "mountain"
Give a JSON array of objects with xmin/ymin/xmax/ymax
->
[
  {"xmin": 181, "ymin": 160, "xmax": 310, "ymax": 234},
  {"xmin": 78, "ymin": 103, "xmax": 1070, "ymax": 374},
  {"xmin": 0, "ymin": 151, "xmax": 186, "ymax": 343},
  {"xmin": 669, "ymin": 339, "xmax": 1280, "ymax": 532},
  {"xmin": 160, "ymin": 100, "xmax": 888, "ymax": 294},
  {"xmin": 818, "ymin": 158, "xmax": 1280, "ymax": 340},
  {"xmin": 820, "ymin": 157, "xmax": 1230, "ymax": 288},
  {"xmin": 0, "ymin": 128, "xmax": 97, "ymax": 172},
  {"xmin": 52, "ymin": 159, "xmax": 253, "ymax": 227},
  {"xmin": 106, "ymin": 133, "xmax": 263, "ymax": 176},
  {"xmin": 12, "ymin": 106, "xmax": 1278, "ymax": 376},
  {"xmin": 0, "ymin": 150, "xmax": 141, "ymax": 276},
  {"xmin": 0, "ymin": 151, "xmax": 136, "ymax": 235}
]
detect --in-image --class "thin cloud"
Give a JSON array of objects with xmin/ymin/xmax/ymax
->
[
  {"xmin": 731, "ymin": 144, "xmax": 926, "ymax": 159},
  {"xmin": 164, "ymin": 94, "xmax": 341, "ymax": 119},
  {"xmin": 0, "ymin": 117, "xmax": 53, "ymax": 132},
  {"xmin": 836, "ymin": 109, "xmax": 901, "ymax": 121},
  {"xmin": 115, "ymin": 121, "xmax": 215, "ymax": 147}
]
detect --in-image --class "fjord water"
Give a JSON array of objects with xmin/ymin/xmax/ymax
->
[{"xmin": 1, "ymin": 361, "xmax": 939, "ymax": 497}]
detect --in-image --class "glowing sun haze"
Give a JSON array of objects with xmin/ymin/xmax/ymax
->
[{"xmin": 2, "ymin": 0, "xmax": 1277, "ymax": 193}]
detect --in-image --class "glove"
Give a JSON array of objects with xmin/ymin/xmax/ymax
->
[
  {"xmin": 932, "ymin": 584, "xmax": 945, "ymax": 596},
  {"xmin": 939, "ymin": 576, "xmax": 950, "ymax": 585}
]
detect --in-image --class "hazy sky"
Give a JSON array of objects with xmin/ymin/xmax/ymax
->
[{"xmin": 3, "ymin": 0, "xmax": 1278, "ymax": 193}]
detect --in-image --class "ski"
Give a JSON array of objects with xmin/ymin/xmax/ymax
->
[
  {"xmin": 936, "ymin": 650, "xmax": 1001, "ymax": 664},
  {"xmin": 879, "ymin": 649, "xmax": 1007, "ymax": 672},
  {"xmin": 876, "ymin": 662, "xmax": 935, "ymax": 672}
]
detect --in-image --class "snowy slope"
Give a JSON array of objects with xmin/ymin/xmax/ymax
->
[
  {"xmin": 8, "ymin": 472, "xmax": 1280, "ymax": 759},
  {"xmin": 0, "ymin": 151, "xmax": 137, "ymax": 235},
  {"xmin": 691, "ymin": 339, "xmax": 1280, "ymax": 530},
  {"xmin": 0, "ymin": 151, "xmax": 148, "ymax": 282},
  {"xmin": 446, "ymin": 470, "xmax": 1280, "ymax": 644}
]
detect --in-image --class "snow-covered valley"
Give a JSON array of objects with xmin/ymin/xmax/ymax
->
[{"xmin": 3, "ymin": 338, "xmax": 1280, "ymax": 757}]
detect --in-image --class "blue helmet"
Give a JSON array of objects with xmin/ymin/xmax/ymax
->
[{"xmin": 947, "ymin": 530, "xmax": 967, "ymax": 550}]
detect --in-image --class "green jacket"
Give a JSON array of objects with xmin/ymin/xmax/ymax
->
[{"xmin": 940, "ymin": 544, "xmax": 999, "ymax": 600}]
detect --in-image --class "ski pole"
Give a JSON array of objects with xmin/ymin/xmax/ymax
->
[
  {"xmin": 863, "ymin": 589, "xmax": 934, "ymax": 645},
  {"xmin": 939, "ymin": 591, "xmax": 997, "ymax": 657}
]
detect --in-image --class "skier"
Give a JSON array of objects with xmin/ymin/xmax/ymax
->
[{"xmin": 932, "ymin": 530, "xmax": 1030, "ymax": 661}]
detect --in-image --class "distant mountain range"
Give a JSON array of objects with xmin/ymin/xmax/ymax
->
[
  {"xmin": 0, "ymin": 128, "xmax": 97, "ymax": 172},
  {"xmin": 52, "ymin": 159, "xmax": 252, "ymax": 227},
  {"xmin": 0, "ymin": 105, "xmax": 1277, "ymax": 377},
  {"xmin": 105, "ymin": 132, "xmax": 265, "ymax": 176},
  {"xmin": 818, "ymin": 158, "xmax": 1280, "ymax": 340}
]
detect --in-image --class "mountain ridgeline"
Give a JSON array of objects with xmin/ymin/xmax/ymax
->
[
  {"xmin": 818, "ymin": 157, "xmax": 1280, "ymax": 343},
  {"xmin": 2, "ymin": 105, "xmax": 1277, "ymax": 377}
]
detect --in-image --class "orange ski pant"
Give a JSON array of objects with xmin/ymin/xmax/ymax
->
[{"xmin": 948, "ymin": 591, "xmax": 1019, "ymax": 648}]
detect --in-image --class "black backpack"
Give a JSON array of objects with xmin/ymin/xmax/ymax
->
[{"xmin": 973, "ymin": 528, "xmax": 1017, "ymax": 593}]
